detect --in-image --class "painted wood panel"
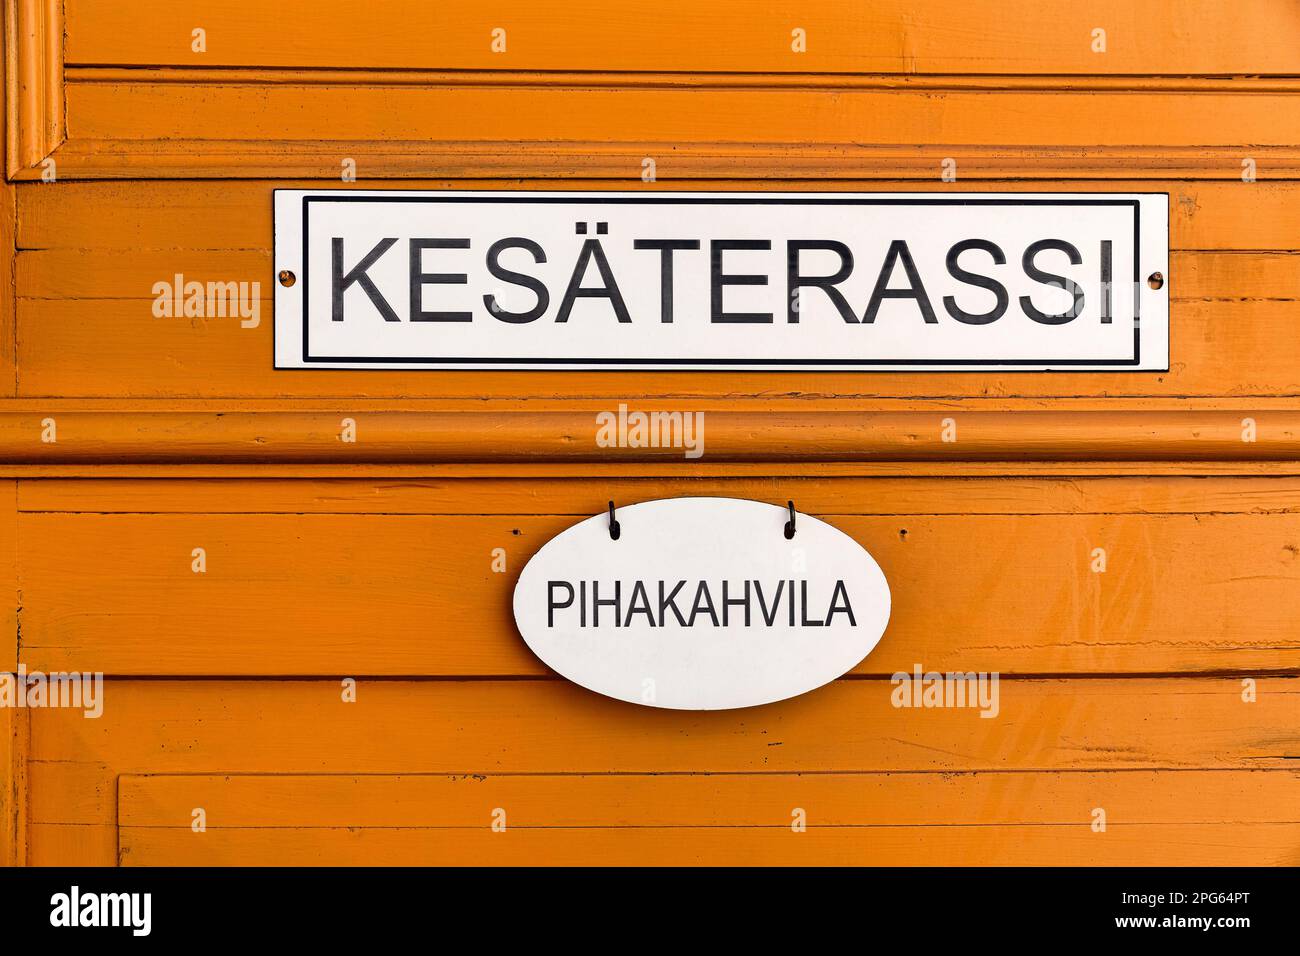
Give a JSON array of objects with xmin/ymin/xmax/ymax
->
[
  {"xmin": 117, "ymin": 771, "xmax": 1300, "ymax": 866},
  {"xmin": 65, "ymin": 0, "xmax": 1300, "ymax": 75},
  {"xmin": 64, "ymin": 84, "xmax": 1300, "ymax": 150},
  {"xmin": 24, "ymin": 676, "xmax": 1299, "ymax": 865},
  {"xmin": 11, "ymin": 180, "xmax": 1299, "ymax": 400},
  {"xmin": 5, "ymin": 0, "xmax": 1299, "ymax": 870},
  {"xmin": 17, "ymin": 507, "xmax": 1300, "ymax": 676}
]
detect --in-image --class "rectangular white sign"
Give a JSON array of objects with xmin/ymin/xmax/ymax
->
[{"xmin": 274, "ymin": 190, "xmax": 1168, "ymax": 371}]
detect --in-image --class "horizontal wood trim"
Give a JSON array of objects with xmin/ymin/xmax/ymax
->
[
  {"xmin": 11, "ymin": 461, "xmax": 1300, "ymax": 479},
  {"xmin": 48, "ymin": 83, "xmax": 1300, "ymax": 184},
  {"xmin": 118, "ymin": 770, "xmax": 1300, "ymax": 828},
  {"xmin": 108, "ymin": 85, "xmax": 1300, "ymax": 147},
  {"xmin": 62, "ymin": 70, "xmax": 1300, "ymax": 93},
  {"xmin": 0, "ymin": 410, "xmax": 1294, "ymax": 464},
  {"xmin": 22, "ymin": 475, "xmax": 1300, "ymax": 515},
  {"xmin": 19, "ymin": 181, "xmax": 1288, "ymax": 252},
  {"xmin": 117, "ymin": 821, "xmax": 1300, "ymax": 867},
  {"xmin": 29, "ymin": 140, "xmax": 1300, "ymax": 182},
  {"xmin": 18, "ymin": 508, "xmax": 1300, "ymax": 676},
  {"xmin": 115, "ymin": 770, "xmax": 1300, "ymax": 866},
  {"xmin": 64, "ymin": 0, "xmax": 1300, "ymax": 75}
]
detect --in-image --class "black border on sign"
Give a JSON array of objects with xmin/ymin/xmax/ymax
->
[{"xmin": 296, "ymin": 195, "xmax": 1146, "ymax": 368}]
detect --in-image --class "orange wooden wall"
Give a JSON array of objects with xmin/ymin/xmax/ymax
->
[{"xmin": 3, "ymin": 0, "xmax": 1300, "ymax": 866}]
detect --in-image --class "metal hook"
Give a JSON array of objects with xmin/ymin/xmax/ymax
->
[
  {"xmin": 608, "ymin": 500, "xmax": 621, "ymax": 541},
  {"xmin": 784, "ymin": 500, "xmax": 796, "ymax": 539}
]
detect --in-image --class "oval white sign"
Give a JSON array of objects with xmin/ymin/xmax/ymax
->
[{"xmin": 513, "ymin": 497, "xmax": 891, "ymax": 710}]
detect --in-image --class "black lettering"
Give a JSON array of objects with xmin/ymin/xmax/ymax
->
[
  {"xmin": 825, "ymin": 580, "xmax": 857, "ymax": 626},
  {"xmin": 658, "ymin": 580, "xmax": 689, "ymax": 627},
  {"xmin": 625, "ymin": 580, "xmax": 656, "ymax": 627},
  {"xmin": 688, "ymin": 581, "xmax": 720, "ymax": 627},
  {"xmin": 799, "ymin": 580, "xmax": 825, "ymax": 627},
  {"xmin": 591, "ymin": 580, "xmax": 620, "ymax": 628},
  {"xmin": 634, "ymin": 239, "xmax": 700, "ymax": 323},
  {"xmin": 863, "ymin": 240, "xmax": 937, "ymax": 324},
  {"xmin": 1100, "ymin": 239, "xmax": 1112, "ymax": 324},
  {"xmin": 556, "ymin": 239, "xmax": 632, "ymax": 323},
  {"xmin": 484, "ymin": 237, "xmax": 549, "ymax": 323},
  {"xmin": 754, "ymin": 580, "xmax": 785, "ymax": 627},
  {"xmin": 722, "ymin": 580, "xmax": 751, "ymax": 627},
  {"xmin": 547, "ymin": 581, "xmax": 574, "ymax": 627},
  {"xmin": 1020, "ymin": 239, "xmax": 1084, "ymax": 325},
  {"xmin": 409, "ymin": 238, "xmax": 471, "ymax": 322},
  {"xmin": 332, "ymin": 237, "xmax": 399, "ymax": 322},
  {"xmin": 943, "ymin": 239, "xmax": 1008, "ymax": 325},
  {"xmin": 787, "ymin": 240, "xmax": 857, "ymax": 324},
  {"xmin": 711, "ymin": 240, "xmax": 773, "ymax": 323}
]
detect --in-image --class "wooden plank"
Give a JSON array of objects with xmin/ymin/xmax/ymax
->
[
  {"xmin": 0, "ymin": 481, "xmax": 16, "ymax": 866},
  {"xmin": 25, "ymin": 678, "xmax": 1300, "ymax": 834},
  {"xmin": 118, "ymin": 770, "xmax": 1300, "ymax": 827},
  {"xmin": 0, "ymin": 410, "xmax": 1295, "ymax": 464},
  {"xmin": 64, "ymin": 84, "xmax": 1300, "ymax": 151},
  {"xmin": 0, "ymin": 709, "xmax": 27, "ymax": 867},
  {"xmin": 35, "ymin": 138, "xmax": 1300, "ymax": 181},
  {"xmin": 63, "ymin": 0, "xmax": 1300, "ymax": 75},
  {"xmin": 116, "ymin": 821, "xmax": 1300, "ymax": 867},
  {"xmin": 17, "ymin": 298, "xmax": 1300, "ymax": 400},
  {"xmin": 0, "ymin": 481, "xmax": 16, "ymax": 672},
  {"xmin": 11, "ymin": 461, "xmax": 1300, "ymax": 480},
  {"xmin": 0, "ymin": 169, "xmax": 15, "ymax": 395},
  {"xmin": 25, "ymin": 824, "xmax": 114, "ymax": 867},
  {"xmin": 0, "ymin": 65, "xmax": 18, "ymax": 877},
  {"xmin": 18, "ymin": 510, "xmax": 1300, "ymax": 676},
  {"xmin": 22, "ymin": 475, "xmax": 1300, "ymax": 517},
  {"xmin": 17, "ymin": 181, "xmax": 1289, "ymax": 253},
  {"xmin": 0, "ymin": 710, "xmax": 12, "ymax": 866},
  {"xmin": 115, "ymin": 769, "xmax": 1300, "ymax": 866}
]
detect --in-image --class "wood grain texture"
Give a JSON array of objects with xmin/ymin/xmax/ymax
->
[
  {"xmin": 115, "ymin": 822, "xmax": 1300, "ymax": 867},
  {"xmin": 0, "ymin": 707, "xmax": 25, "ymax": 867},
  {"xmin": 4, "ymin": 0, "xmax": 65, "ymax": 175},
  {"xmin": 23, "ymin": 676, "xmax": 1299, "ymax": 864},
  {"xmin": 32, "ymin": 139, "xmax": 1300, "ymax": 181},
  {"xmin": 119, "ymin": 770, "xmax": 1300, "ymax": 828},
  {"xmin": 9, "ymin": 0, "xmax": 1300, "ymax": 870},
  {"xmin": 63, "ymin": 0, "xmax": 1300, "ymax": 75},
  {"xmin": 0, "ymin": 709, "xmax": 12, "ymax": 866},
  {"xmin": 0, "ymin": 480, "xmax": 14, "ymax": 672},
  {"xmin": 26, "ymin": 824, "xmax": 111, "ymax": 867},
  {"xmin": 37, "ymin": 67, "xmax": 1300, "ymax": 179},
  {"xmin": 0, "ymin": 410, "xmax": 1294, "ymax": 464},
  {"xmin": 19, "ymin": 298, "xmax": 1299, "ymax": 401},
  {"xmin": 17, "ymin": 508, "xmax": 1300, "ymax": 676},
  {"xmin": 64, "ymin": 84, "xmax": 1300, "ymax": 150},
  {"xmin": 27, "ymin": 677, "xmax": 1300, "ymax": 803},
  {"xmin": 21, "ymin": 474, "xmax": 1300, "ymax": 516},
  {"xmin": 115, "ymin": 770, "xmax": 1300, "ymax": 867},
  {"xmin": 20, "ymin": 181, "xmax": 1287, "ymax": 252},
  {"xmin": 0, "ymin": 173, "xmax": 14, "ymax": 395}
]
